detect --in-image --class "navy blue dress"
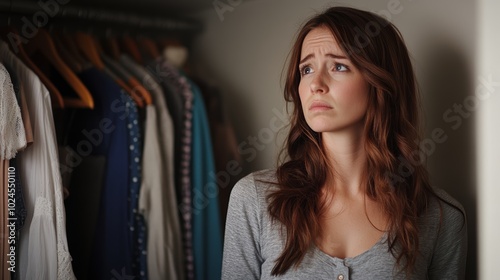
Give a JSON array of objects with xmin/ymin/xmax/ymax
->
[{"xmin": 67, "ymin": 67, "xmax": 138, "ymax": 279}]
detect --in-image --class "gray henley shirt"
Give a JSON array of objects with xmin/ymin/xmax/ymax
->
[{"xmin": 222, "ymin": 169, "xmax": 467, "ymax": 280}]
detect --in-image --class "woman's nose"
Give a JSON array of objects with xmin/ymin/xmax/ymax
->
[{"xmin": 310, "ymin": 71, "xmax": 328, "ymax": 94}]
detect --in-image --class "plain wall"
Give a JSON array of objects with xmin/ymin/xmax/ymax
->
[
  {"xmin": 190, "ymin": 0, "xmax": 480, "ymax": 278},
  {"xmin": 477, "ymin": 0, "xmax": 500, "ymax": 279}
]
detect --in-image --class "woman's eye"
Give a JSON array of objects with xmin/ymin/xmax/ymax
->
[
  {"xmin": 334, "ymin": 64, "xmax": 349, "ymax": 72},
  {"xmin": 300, "ymin": 66, "xmax": 313, "ymax": 76}
]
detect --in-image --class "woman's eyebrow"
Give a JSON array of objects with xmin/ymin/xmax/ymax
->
[
  {"xmin": 299, "ymin": 53, "xmax": 348, "ymax": 64},
  {"xmin": 326, "ymin": 53, "xmax": 348, "ymax": 60}
]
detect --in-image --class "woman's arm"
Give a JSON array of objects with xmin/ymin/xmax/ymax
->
[
  {"xmin": 428, "ymin": 195, "xmax": 468, "ymax": 280},
  {"xmin": 222, "ymin": 174, "xmax": 263, "ymax": 280}
]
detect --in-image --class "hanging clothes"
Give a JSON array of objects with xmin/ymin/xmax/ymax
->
[
  {"xmin": 194, "ymin": 78, "xmax": 242, "ymax": 232},
  {"xmin": 147, "ymin": 57, "xmax": 196, "ymax": 280},
  {"xmin": 120, "ymin": 54, "xmax": 185, "ymax": 280},
  {"xmin": 1, "ymin": 61, "xmax": 29, "ymax": 280},
  {"xmin": 1, "ymin": 28, "xmax": 227, "ymax": 280},
  {"xmin": 146, "ymin": 57, "xmax": 224, "ymax": 280},
  {"xmin": 63, "ymin": 67, "xmax": 138, "ymax": 280},
  {"xmin": 188, "ymin": 78, "xmax": 223, "ymax": 280},
  {"xmin": 123, "ymin": 93, "xmax": 148, "ymax": 280},
  {"xmin": 0, "ymin": 62, "xmax": 26, "ymax": 280},
  {"xmin": 146, "ymin": 57, "xmax": 185, "ymax": 198},
  {"xmin": 0, "ymin": 61, "xmax": 26, "ymax": 159},
  {"xmin": 0, "ymin": 41, "xmax": 76, "ymax": 280},
  {"xmin": 63, "ymin": 151, "xmax": 105, "ymax": 280}
]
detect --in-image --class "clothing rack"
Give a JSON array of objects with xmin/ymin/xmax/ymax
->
[{"xmin": 0, "ymin": 0, "xmax": 203, "ymax": 35}]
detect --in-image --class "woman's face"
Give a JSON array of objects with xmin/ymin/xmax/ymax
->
[{"xmin": 298, "ymin": 26, "xmax": 370, "ymax": 136}]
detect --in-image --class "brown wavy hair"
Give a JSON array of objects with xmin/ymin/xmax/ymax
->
[{"xmin": 268, "ymin": 6, "xmax": 437, "ymax": 275}]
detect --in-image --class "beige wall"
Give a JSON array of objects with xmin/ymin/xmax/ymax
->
[
  {"xmin": 190, "ymin": 0, "xmax": 487, "ymax": 278},
  {"xmin": 477, "ymin": 0, "xmax": 500, "ymax": 279}
]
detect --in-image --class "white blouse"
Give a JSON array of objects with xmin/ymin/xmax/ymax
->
[
  {"xmin": 0, "ymin": 41, "xmax": 76, "ymax": 280},
  {"xmin": 0, "ymin": 63, "xmax": 26, "ymax": 159}
]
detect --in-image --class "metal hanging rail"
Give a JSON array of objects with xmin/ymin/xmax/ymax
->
[{"xmin": 0, "ymin": 0, "xmax": 203, "ymax": 33}]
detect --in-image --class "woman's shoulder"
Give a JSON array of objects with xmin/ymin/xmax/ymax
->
[
  {"xmin": 418, "ymin": 188, "xmax": 468, "ymax": 277},
  {"xmin": 233, "ymin": 168, "xmax": 278, "ymax": 191},
  {"xmin": 230, "ymin": 169, "xmax": 279, "ymax": 205},
  {"xmin": 226, "ymin": 169, "xmax": 279, "ymax": 237},
  {"xmin": 239, "ymin": 168, "xmax": 278, "ymax": 183},
  {"xmin": 427, "ymin": 187, "xmax": 466, "ymax": 223},
  {"xmin": 420, "ymin": 187, "xmax": 467, "ymax": 242}
]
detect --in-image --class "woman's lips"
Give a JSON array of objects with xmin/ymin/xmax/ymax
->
[{"xmin": 309, "ymin": 100, "xmax": 333, "ymax": 111}]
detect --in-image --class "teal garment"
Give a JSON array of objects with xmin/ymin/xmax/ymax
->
[{"xmin": 189, "ymin": 79, "xmax": 223, "ymax": 280}]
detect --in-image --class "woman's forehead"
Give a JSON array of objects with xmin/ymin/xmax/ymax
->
[{"xmin": 301, "ymin": 27, "xmax": 345, "ymax": 57}]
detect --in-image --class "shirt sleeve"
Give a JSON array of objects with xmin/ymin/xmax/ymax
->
[
  {"xmin": 428, "ymin": 197, "xmax": 468, "ymax": 280},
  {"xmin": 222, "ymin": 174, "xmax": 263, "ymax": 280}
]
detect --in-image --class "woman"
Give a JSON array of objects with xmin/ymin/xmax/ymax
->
[{"xmin": 222, "ymin": 6, "xmax": 467, "ymax": 280}]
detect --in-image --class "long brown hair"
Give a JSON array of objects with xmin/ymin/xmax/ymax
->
[{"xmin": 268, "ymin": 6, "xmax": 436, "ymax": 275}]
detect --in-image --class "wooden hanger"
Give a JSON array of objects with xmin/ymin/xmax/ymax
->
[
  {"xmin": 100, "ymin": 59, "xmax": 145, "ymax": 108},
  {"xmin": 121, "ymin": 35, "xmax": 143, "ymax": 65},
  {"xmin": 138, "ymin": 37, "xmax": 160, "ymax": 59},
  {"xmin": 99, "ymin": 38, "xmax": 145, "ymax": 108},
  {"xmin": 102, "ymin": 53, "xmax": 151, "ymax": 106},
  {"xmin": 102, "ymin": 36, "xmax": 121, "ymax": 61},
  {"xmin": 23, "ymin": 28, "xmax": 94, "ymax": 109},
  {"xmin": 53, "ymin": 34, "xmax": 83, "ymax": 73},
  {"xmin": 74, "ymin": 32, "xmax": 105, "ymax": 70},
  {"xmin": 110, "ymin": 35, "xmax": 152, "ymax": 105},
  {"xmin": 0, "ymin": 27, "xmax": 65, "ymax": 108},
  {"xmin": 128, "ymin": 77, "xmax": 152, "ymax": 105},
  {"xmin": 57, "ymin": 31, "xmax": 90, "ymax": 69}
]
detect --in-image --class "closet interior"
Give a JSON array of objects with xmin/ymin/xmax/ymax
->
[{"xmin": 0, "ymin": 0, "xmax": 241, "ymax": 279}]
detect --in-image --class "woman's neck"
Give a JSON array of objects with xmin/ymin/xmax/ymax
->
[{"xmin": 322, "ymin": 130, "xmax": 367, "ymax": 196}]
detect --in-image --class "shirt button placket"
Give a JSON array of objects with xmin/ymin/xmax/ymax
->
[{"xmin": 337, "ymin": 263, "xmax": 349, "ymax": 280}]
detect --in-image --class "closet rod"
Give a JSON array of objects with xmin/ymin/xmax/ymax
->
[{"xmin": 0, "ymin": 0, "xmax": 202, "ymax": 33}]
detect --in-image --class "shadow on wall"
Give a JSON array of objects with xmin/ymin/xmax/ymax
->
[{"xmin": 420, "ymin": 35, "xmax": 477, "ymax": 279}]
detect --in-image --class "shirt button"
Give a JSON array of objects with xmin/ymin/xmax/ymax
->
[{"xmin": 338, "ymin": 275, "xmax": 344, "ymax": 280}]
